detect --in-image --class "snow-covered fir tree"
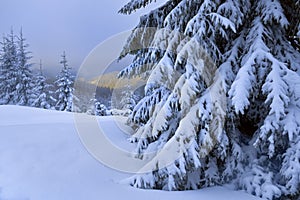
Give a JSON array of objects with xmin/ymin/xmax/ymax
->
[
  {"xmin": 15, "ymin": 29, "xmax": 35, "ymax": 106},
  {"xmin": 120, "ymin": 83, "xmax": 137, "ymax": 111},
  {"xmin": 55, "ymin": 51, "xmax": 74, "ymax": 112},
  {"xmin": 86, "ymin": 97, "xmax": 107, "ymax": 116},
  {"xmin": 118, "ymin": 0, "xmax": 300, "ymax": 199},
  {"xmin": 94, "ymin": 101, "xmax": 107, "ymax": 116},
  {"xmin": 31, "ymin": 60, "xmax": 56, "ymax": 109},
  {"xmin": 0, "ymin": 29, "xmax": 18, "ymax": 104},
  {"xmin": 0, "ymin": 29, "xmax": 35, "ymax": 106}
]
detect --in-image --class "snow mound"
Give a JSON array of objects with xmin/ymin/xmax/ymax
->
[{"xmin": 0, "ymin": 105, "xmax": 260, "ymax": 200}]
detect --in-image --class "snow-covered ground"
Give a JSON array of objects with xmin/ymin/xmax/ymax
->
[{"xmin": 0, "ymin": 105, "xmax": 260, "ymax": 200}]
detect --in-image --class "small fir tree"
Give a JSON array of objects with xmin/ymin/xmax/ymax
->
[
  {"xmin": 55, "ymin": 51, "xmax": 74, "ymax": 112},
  {"xmin": 31, "ymin": 60, "xmax": 56, "ymax": 109}
]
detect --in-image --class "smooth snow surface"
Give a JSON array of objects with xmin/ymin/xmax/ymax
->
[{"xmin": 0, "ymin": 105, "xmax": 260, "ymax": 200}]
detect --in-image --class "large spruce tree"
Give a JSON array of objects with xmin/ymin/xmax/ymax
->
[{"xmin": 118, "ymin": 0, "xmax": 300, "ymax": 199}]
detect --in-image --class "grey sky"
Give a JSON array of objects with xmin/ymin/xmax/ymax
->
[{"xmin": 0, "ymin": 0, "xmax": 163, "ymax": 76}]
